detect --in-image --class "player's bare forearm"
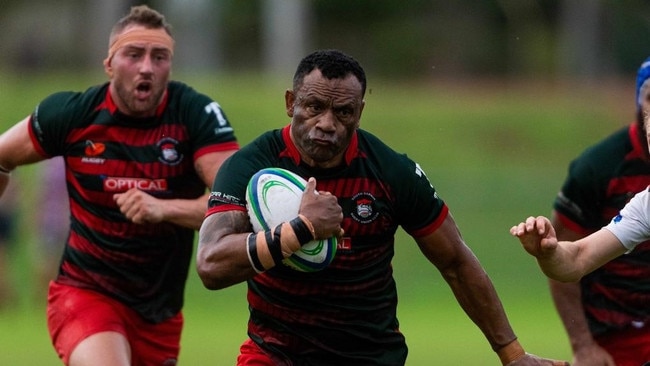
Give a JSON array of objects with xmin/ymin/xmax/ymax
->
[
  {"xmin": 157, "ymin": 193, "xmax": 210, "ymax": 229},
  {"xmin": 511, "ymin": 216, "xmax": 626, "ymax": 282},
  {"xmin": 418, "ymin": 217, "xmax": 517, "ymax": 350},
  {"xmin": 443, "ymin": 258, "xmax": 571, "ymax": 365},
  {"xmin": 197, "ymin": 211, "xmax": 259, "ymax": 289},
  {"xmin": 440, "ymin": 252, "xmax": 517, "ymax": 351},
  {"xmin": 113, "ymin": 189, "xmax": 209, "ymax": 229}
]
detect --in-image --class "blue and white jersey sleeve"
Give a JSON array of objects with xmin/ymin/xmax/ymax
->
[{"xmin": 604, "ymin": 187, "xmax": 650, "ymax": 251}]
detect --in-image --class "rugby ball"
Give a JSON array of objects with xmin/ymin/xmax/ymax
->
[{"xmin": 245, "ymin": 168, "xmax": 337, "ymax": 272}]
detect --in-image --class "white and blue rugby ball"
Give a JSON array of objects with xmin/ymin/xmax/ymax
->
[{"xmin": 245, "ymin": 167, "xmax": 337, "ymax": 272}]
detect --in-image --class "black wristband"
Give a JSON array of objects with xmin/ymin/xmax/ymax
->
[
  {"xmin": 289, "ymin": 217, "xmax": 315, "ymax": 245},
  {"xmin": 266, "ymin": 226, "xmax": 285, "ymax": 266},
  {"xmin": 247, "ymin": 233, "xmax": 265, "ymax": 273}
]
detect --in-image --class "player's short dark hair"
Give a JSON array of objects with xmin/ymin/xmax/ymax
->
[
  {"xmin": 293, "ymin": 49, "xmax": 367, "ymax": 97},
  {"xmin": 110, "ymin": 5, "xmax": 173, "ymax": 40}
]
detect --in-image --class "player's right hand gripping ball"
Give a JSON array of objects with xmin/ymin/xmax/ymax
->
[{"xmin": 246, "ymin": 168, "xmax": 337, "ymax": 272}]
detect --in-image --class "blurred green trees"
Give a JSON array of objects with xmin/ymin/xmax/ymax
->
[{"xmin": 2, "ymin": 0, "xmax": 650, "ymax": 79}]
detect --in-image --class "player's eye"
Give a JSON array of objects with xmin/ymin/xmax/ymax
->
[
  {"xmin": 336, "ymin": 108, "xmax": 353, "ymax": 117},
  {"xmin": 307, "ymin": 103, "xmax": 323, "ymax": 113},
  {"xmin": 153, "ymin": 52, "xmax": 171, "ymax": 62}
]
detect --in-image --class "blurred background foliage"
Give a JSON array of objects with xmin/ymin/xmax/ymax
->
[{"xmin": 1, "ymin": 0, "xmax": 650, "ymax": 81}]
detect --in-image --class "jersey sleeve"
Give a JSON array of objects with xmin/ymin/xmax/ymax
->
[
  {"xmin": 553, "ymin": 127, "xmax": 629, "ymax": 232},
  {"xmin": 30, "ymin": 91, "xmax": 88, "ymax": 157},
  {"xmin": 604, "ymin": 187, "xmax": 650, "ymax": 251},
  {"xmin": 395, "ymin": 157, "xmax": 448, "ymax": 238},
  {"xmin": 554, "ymin": 152, "xmax": 607, "ymax": 231},
  {"xmin": 172, "ymin": 82, "xmax": 239, "ymax": 160}
]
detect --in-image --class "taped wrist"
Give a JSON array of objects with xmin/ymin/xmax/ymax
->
[
  {"xmin": 246, "ymin": 233, "xmax": 265, "ymax": 273},
  {"xmin": 290, "ymin": 214, "xmax": 316, "ymax": 245},
  {"xmin": 246, "ymin": 231, "xmax": 282, "ymax": 273},
  {"xmin": 497, "ymin": 339, "xmax": 525, "ymax": 365},
  {"xmin": 245, "ymin": 215, "xmax": 317, "ymax": 272}
]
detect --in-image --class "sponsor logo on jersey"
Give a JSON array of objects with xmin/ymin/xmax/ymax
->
[
  {"xmin": 104, "ymin": 177, "xmax": 168, "ymax": 192},
  {"xmin": 207, "ymin": 191, "xmax": 243, "ymax": 207},
  {"xmin": 204, "ymin": 101, "xmax": 234, "ymax": 135},
  {"xmin": 351, "ymin": 192, "xmax": 379, "ymax": 224},
  {"xmin": 85, "ymin": 140, "xmax": 106, "ymax": 156},
  {"xmin": 157, "ymin": 137, "xmax": 183, "ymax": 165},
  {"xmin": 82, "ymin": 140, "xmax": 106, "ymax": 164}
]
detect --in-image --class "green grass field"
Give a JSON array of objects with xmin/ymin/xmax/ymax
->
[{"xmin": 0, "ymin": 70, "xmax": 633, "ymax": 364}]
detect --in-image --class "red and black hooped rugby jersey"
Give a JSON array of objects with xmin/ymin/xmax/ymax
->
[
  {"xmin": 208, "ymin": 125, "xmax": 447, "ymax": 365},
  {"xmin": 554, "ymin": 123, "xmax": 650, "ymax": 336},
  {"xmin": 29, "ymin": 81, "xmax": 238, "ymax": 323}
]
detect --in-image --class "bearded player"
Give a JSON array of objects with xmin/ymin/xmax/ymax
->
[{"xmin": 0, "ymin": 5, "xmax": 238, "ymax": 366}]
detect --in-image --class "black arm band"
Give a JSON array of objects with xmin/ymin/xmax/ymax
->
[
  {"xmin": 247, "ymin": 233, "xmax": 265, "ymax": 273},
  {"xmin": 266, "ymin": 226, "xmax": 285, "ymax": 266},
  {"xmin": 289, "ymin": 217, "xmax": 315, "ymax": 245}
]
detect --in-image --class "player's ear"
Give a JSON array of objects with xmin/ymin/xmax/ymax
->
[
  {"xmin": 103, "ymin": 57, "xmax": 113, "ymax": 79},
  {"xmin": 285, "ymin": 89, "xmax": 295, "ymax": 117}
]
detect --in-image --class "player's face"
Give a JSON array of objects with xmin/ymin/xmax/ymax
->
[
  {"xmin": 286, "ymin": 69, "xmax": 364, "ymax": 169},
  {"xmin": 105, "ymin": 26, "xmax": 172, "ymax": 117}
]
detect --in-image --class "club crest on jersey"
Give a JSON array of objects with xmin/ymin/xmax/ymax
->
[
  {"xmin": 351, "ymin": 192, "xmax": 379, "ymax": 224},
  {"xmin": 157, "ymin": 138, "xmax": 183, "ymax": 165}
]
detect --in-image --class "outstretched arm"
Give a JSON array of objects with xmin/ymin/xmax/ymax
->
[
  {"xmin": 417, "ymin": 214, "xmax": 568, "ymax": 365},
  {"xmin": 510, "ymin": 216, "xmax": 627, "ymax": 282}
]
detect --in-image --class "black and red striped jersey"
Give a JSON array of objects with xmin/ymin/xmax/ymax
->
[
  {"xmin": 554, "ymin": 123, "xmax": 650, "ymax": 336},
  {"xmin": 29, "ymin": 81, "xmax": 238, "ymax": 323},
  {"xmin": 207, "ymin": 125, "xmax": 447, "ymax": 365}
]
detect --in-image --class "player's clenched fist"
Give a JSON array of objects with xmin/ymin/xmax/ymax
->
[
  {"xmin": 114, "ymin": 188, "xmax": 165, "ymax": 224},
  {"xmin": 299, "ymin": 177, "xmax": 343, "ymax": 240},
  {"xmin": 509, "ymin": 216, "xmax": 559, "ymax": 258}
]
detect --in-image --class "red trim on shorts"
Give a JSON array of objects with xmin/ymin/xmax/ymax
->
[
  {"xmin": 237, "ymin": 338, "xmax": 275, "ymax": 366},
  {"xmin": 47, "ymin": 281, "xmax": 182, "ymax": 366}
]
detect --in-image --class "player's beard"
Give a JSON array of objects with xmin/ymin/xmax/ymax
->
[{"xmin": 114, "ymin": 81, "xmax": 166, "ymax": 117}]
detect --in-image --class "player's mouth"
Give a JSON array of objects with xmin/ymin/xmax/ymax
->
[
  {"xmin": 311, "ymin": 137, "xmax": 336, "ymax": 147},
  {"xmin": 135, "ymin": 81, "xmax": 153, "ymax": 100}
]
